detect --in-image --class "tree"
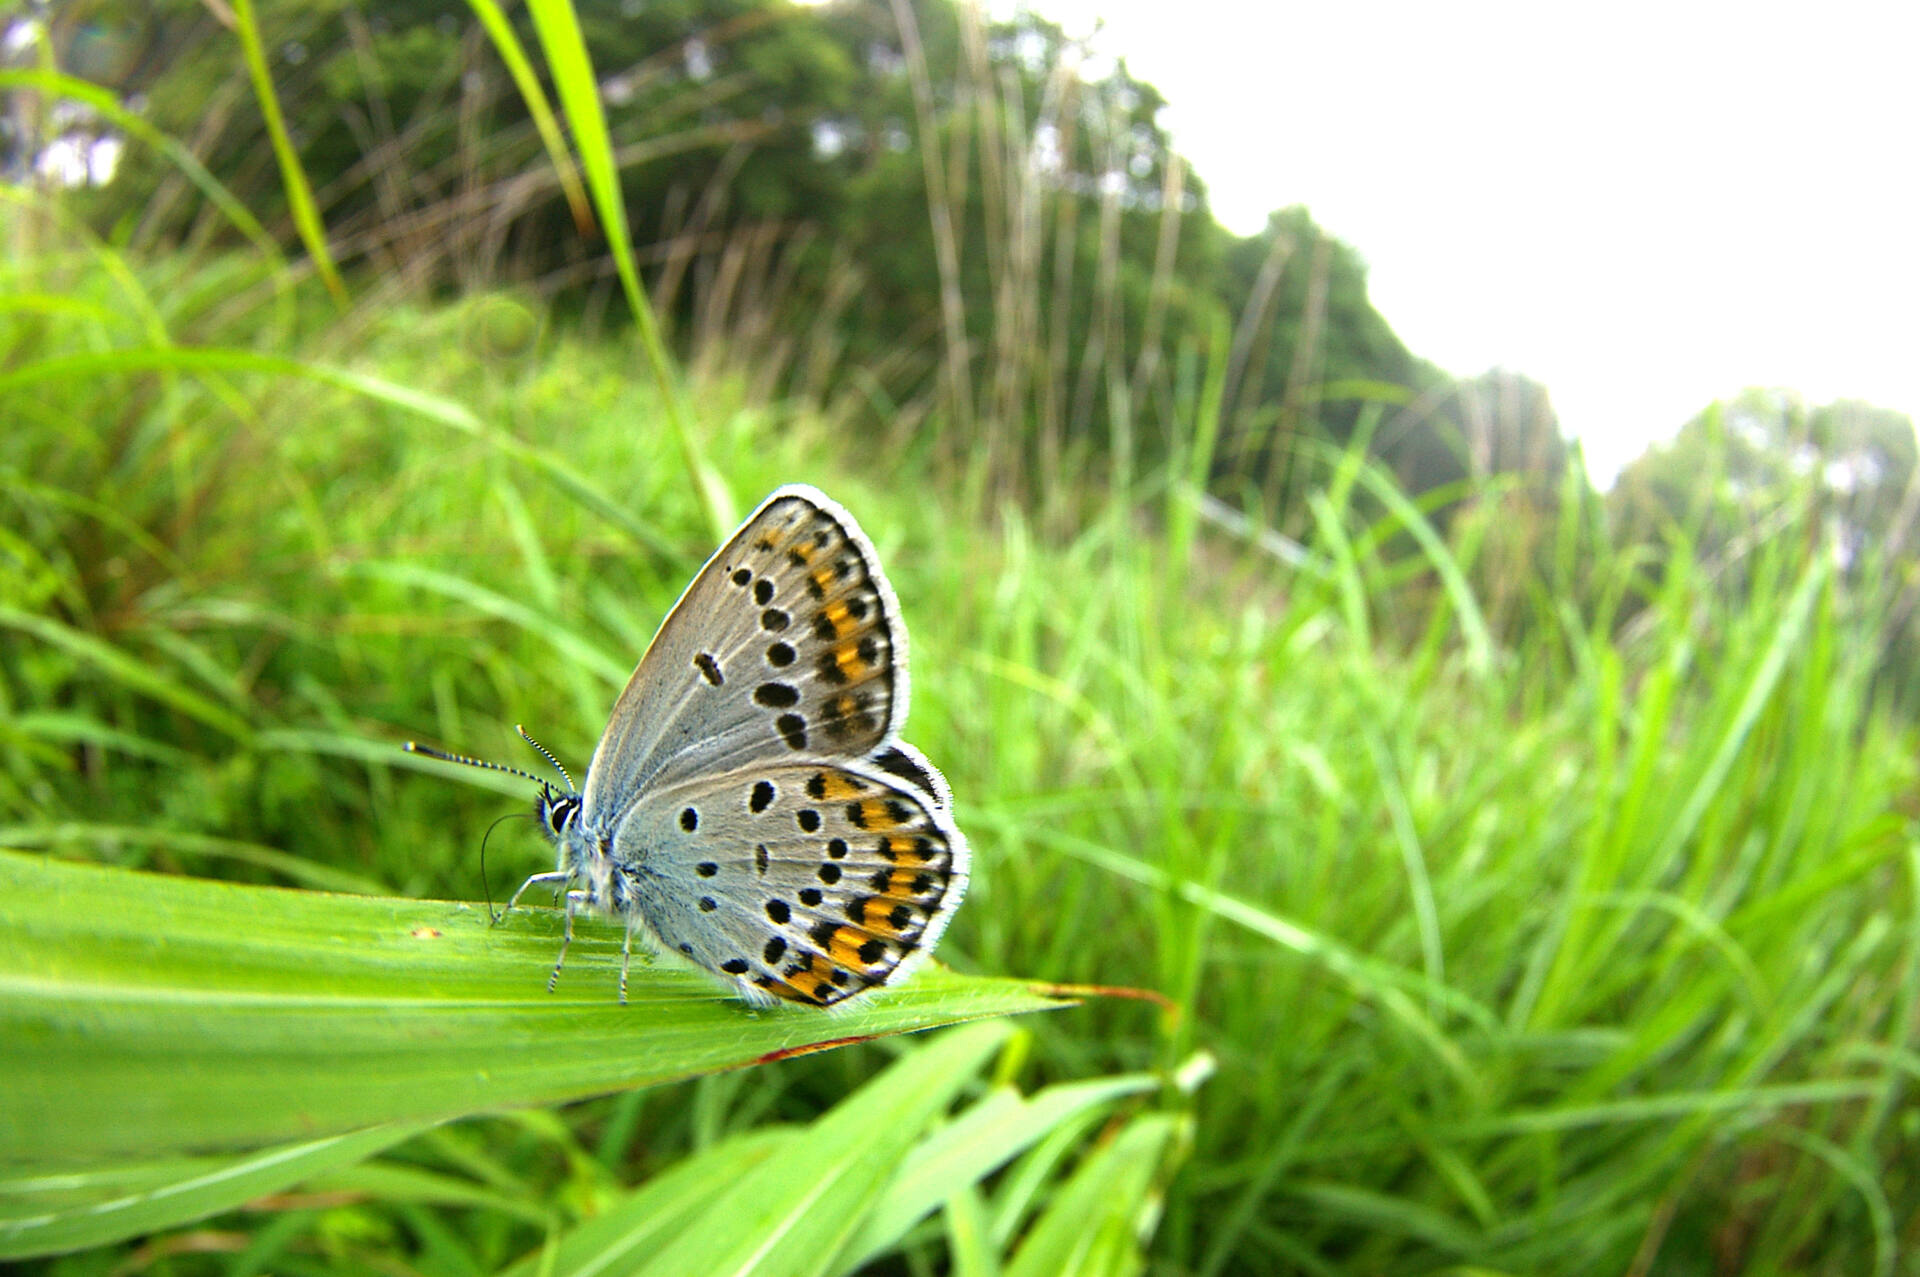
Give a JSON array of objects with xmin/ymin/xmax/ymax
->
[
  {"xmin": 1211, "ymin": 206, "xmax": 1429, "ymax": 497},
  {"xmin": 69, "ymin": 0, "xmax": 1530, "ymax": 513},
  {"xmin": 1613, "ymin": 390, "xmax": 1916, "ymax": 567}
]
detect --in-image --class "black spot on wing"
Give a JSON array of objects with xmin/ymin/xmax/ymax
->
[
  {"xmin": 755, "ymin": 682, "xmax": 800, "ymax": 708},
  {"xmin": 777, "ymin": 713, "xmax": 808, "ymax": 750}
]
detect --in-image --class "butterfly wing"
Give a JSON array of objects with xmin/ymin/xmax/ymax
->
[
  {"xmin": 582, "ymin": 485, "xmax": 911, "ymax": 817},
  {"xmin": 609, "ymin": 749, "xmax": 969, "ymax": 1006}
]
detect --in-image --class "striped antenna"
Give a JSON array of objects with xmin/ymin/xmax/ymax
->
[
  {"xmin": 404, "ymin": 740, "xmax": 549, "ymax": 786},
  {"xmin": 515, "ymin": 726, "xmax": 576, "ymax": 793}
]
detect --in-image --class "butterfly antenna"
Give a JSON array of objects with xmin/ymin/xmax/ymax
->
[
  {"xmin": 478, "ymin": 813, "xmax": 525, "ymax": 925},
  {"xmin": 404, "ymin": 740, "xmax": 549, "ymax": 786},
  {"xmin": 516, "ymin": 725, "xmax": 577, "ymax": 793}
]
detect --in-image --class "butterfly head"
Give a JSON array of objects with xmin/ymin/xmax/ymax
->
[
  {"xmin": 532, "ymin": 772, "xmax": 620, "ymax": 910},
  {"xmin": 534, "ymin": 782, "xmax": 582, "ymax": 844}
]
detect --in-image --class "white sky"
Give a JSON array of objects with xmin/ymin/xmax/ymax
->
[{"xmin": 1012, "ymin": 0, "xmax": 1920, "ymax": 483}]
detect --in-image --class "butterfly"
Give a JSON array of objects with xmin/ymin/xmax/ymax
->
[{"xmin": 411, "ymin": 486, "xmax": 969, "ymax": 1007}]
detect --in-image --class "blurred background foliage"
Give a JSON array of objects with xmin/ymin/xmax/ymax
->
[
  {"xmin": 4, "ymin": 0, "xmax": 1919, "ymax": 1272},
  {"xmin": 56, "ymin": 0, "xmax": 1531, "ymax": 506}
]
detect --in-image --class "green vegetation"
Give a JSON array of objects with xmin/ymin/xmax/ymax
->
[{"xmin": 4, "ymin": 1, "xmax": 1917, "ymax": 1273}]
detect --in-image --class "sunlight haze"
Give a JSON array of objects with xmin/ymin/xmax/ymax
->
[{"xmin": 1013, "ymin": 0, "xmax": 1920, "ymax": 483}]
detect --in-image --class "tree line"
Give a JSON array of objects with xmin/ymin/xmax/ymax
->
[{"xmin": 29, "ymin": 0, "xmax": 1918, "ymax": 696}]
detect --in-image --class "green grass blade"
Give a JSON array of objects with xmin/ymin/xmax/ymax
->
[
  {"xmin": 501, "ymin": 1027, "xmax": 1120, "ymax": 1277},
  {"xmin": 944, "ymin": 1184, "xmax": 1000, "ymax": 1277},
  {"xmin": 1649, "ymin": 556, "xmax": 1830, "ymax": 870},
  {"xmin": 0, "ymin": 1123, "xmax": 430, "ymax": 1259},
  {"xmin": 1167, "ymin": 308, "xmax": 1232, "ymax": 567},
  {"xmin": 627, "ymin": 1021, "xmax": 1013, "ymax": 1277},
  {"xmin": 343, "ymin": 561, "xmax": 632, "ymax": 684},
  {"xmin": 0, "ymin": 824, "xmax": 386, "ymax": 895},
  {"xmin": 496, "ymin": 1128, "xmax": 796, "ymax": 1277},
  {"xmin": 0, "ymin": 608, "xmax": 253, "ymax": 742},
  {"xmin": 521, "ymin": 0, "xmax": 724, "ymax": 537},
  {"xmin": 0, "ymin": 348, "xmax": 479, "ymax": 429},
  {"xmin": 463, "ymin": 0, "xmax": 594, "ymax": 234},
  {"xmin": 0, "ymin": 852, "xmax": 1066, "ymax": 1166},
  {"xmin": 835, "ymin": 1072, "xmax": 1164, "ymax": 1272},
  {"xmin": 1031, "ymin": 827, "xmax": 1495, "ymax": 1078},
  {"xmin": 1002, "ymin": 1111, "xmax": 1185, "ymax": 1277},
  {"xmin": 229, "ymin": 0, "xmax": 344, "ymax": 302},
  {"xmin": 306, "ymin": 1159, "xmax": 558, "ymax": 1229},
  {"xmin": 1286, "ymin": 1179, "xmax": 1484, "ymax": 1255},
  {"xmin": 1346, "ymin": 453, "xmax": 1496, "ymax": 680}
]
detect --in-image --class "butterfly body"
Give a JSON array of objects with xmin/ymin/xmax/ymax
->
[{"xmin": 508, "ymin": 486, "xmax": 969, "ymax": 1008}]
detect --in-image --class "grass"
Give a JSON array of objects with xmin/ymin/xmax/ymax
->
[
  {"xmin": 4, "ymin": 10, "xmax": 1919, "ymax": 1271},
  {"xmin": 0, "ymin": 851, "xmax": 1066, "ymax": 1163},
  {"xmin": 4, "ymin": 242, "xmax": 1914, "ymax": 1272}
]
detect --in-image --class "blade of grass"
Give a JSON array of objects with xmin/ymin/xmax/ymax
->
[
  {"xmin": 1167, "ymin": 308, "xmax": 1231, "ymax": 567},
  {"xmin": 521, "ymin": 0, "xmax": 726, "ymax": 537},
  {"xmin": 342, "ymin": 561, "xmax": 632, "ymax": 685},
  {"xmin": 495, "ymin": 1128, "xmax": 796, "ymax": 1277},
  {"xmin": 0, "ymin": 608, "xmax": 253, "ymax": 742},
  {"xmin": 304, "ymin": 1160, "xmax": 557, "ymax": 1229},
  {"xmin": 462, "ymin": 0, "xmax": 593, "ymax": 235},
  {"xmin": 230, "ymin": 0, "xmax": 344, "ymax": 302},
  {"xmin": 627, "ymin": 1021, "xmax": 1012, "ymax": 1277},
  {"xmin": 835, "ymin": 1072, "xmax": 1163, "ymax": 1272},
  {"xmin": 0, "ymin": 346, "xmax": 676, "ymax": 555},
  {"xmin": 1006, "ymin": 818, "xmax": 1495, "ymax": 1079},
  {"xmin": 1002, "ymin": 1111, "xmax": 1185, "ymax": 1277},
  {"xmin": 943, "ymin": 1184, "xmax": 999, "ymax": 1277},
  {"xmin": 0, "ymin": 851, "xmax": 1069, "ymax": 1165},
  {"xmin": 1285, "ymin": 1179, "xmax": 1485, "ymax": 1256},
  {"xmin": 0, "ymin": 826, "xmax": 387, "ymax": 895},
  {"xmin": 0, "ymin": 1123, "xmax": 430, "ymax": 1259}
]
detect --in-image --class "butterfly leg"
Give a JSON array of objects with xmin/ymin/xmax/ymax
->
[
  {"xmin": 619, "ymin": 920, "xmax": 636, "ymax": 1006},
  {"xmin": 505, "ymin": 869, "xmax": 572, "ymax": 920},
  {"xmin": 546, "ymin": 888, "xmax": 587, "ymax": 992}
]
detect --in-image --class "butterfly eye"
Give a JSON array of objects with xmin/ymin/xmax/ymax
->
[{"xmin": 537, "ymin": 790, "xmax": 579, "ymax": 834}]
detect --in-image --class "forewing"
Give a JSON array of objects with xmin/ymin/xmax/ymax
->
[
  {"xmin": 582, "ymin": 486, "xmax": 911, "ymax": 814},
  {"xmin": 613, "ymin": 755, "xmax": 970, "ymax": 1007}
]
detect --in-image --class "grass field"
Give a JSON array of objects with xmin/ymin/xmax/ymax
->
[{"xmin": 4, "ymin": 15, "xmax": 1919, "ymax": 1274}]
